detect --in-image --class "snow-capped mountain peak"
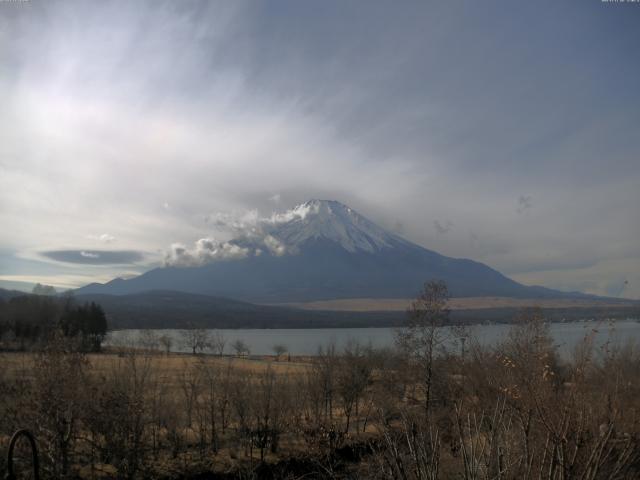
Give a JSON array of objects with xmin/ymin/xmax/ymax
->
[
  {"xmin": 75, "ymin": 198, "xmax": 569, "ymax": 301},
  {"xmin": 267, "ymin": 200, "xmax": 397, "ymax": 253}
]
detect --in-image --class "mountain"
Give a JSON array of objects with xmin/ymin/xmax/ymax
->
[
  {"xmin": 76, "ymin": 199, "xmax": 587, "ymax": 302},
  {"xmin": 0, "ymin": 288, "xmax": 27, "ymax": 301}
]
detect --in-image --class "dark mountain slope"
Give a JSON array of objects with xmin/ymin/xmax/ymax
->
[{"xmin": 0, "ymin": 288, "xmax": 28, "ymax": 301}]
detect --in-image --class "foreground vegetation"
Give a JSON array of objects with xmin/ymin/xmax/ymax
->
[{"xmin": 1, "ymin": 283, "xmax": 639, "ymax": 479}]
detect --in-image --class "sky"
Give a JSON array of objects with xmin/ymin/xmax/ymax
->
[{"xmin": 1, "ymin": 0, "xmax": 639, "ymax": 298}]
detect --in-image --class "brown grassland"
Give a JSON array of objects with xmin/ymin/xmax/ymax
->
[
  {"xmin": 1, "ymin": 288, "xmax": 639, "ymax": 479},
  {"xmin": 277, "ymin": 297, "xmax": 639, "ymax": 312}
]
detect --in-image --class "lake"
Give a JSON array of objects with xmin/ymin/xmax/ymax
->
[{"xmin": 106, "ymin": 319, "xmax": 640, "ymax": 358}]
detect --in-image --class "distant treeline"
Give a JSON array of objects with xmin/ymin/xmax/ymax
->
[
  {"xmin": 74, "ymin": 291, "xmax": 406, "ymax": 329},
  {"xmin": 0, "ymin": 294, "xmax": 107, "ymax": 351},
  {"xmin": 67, "ymin": 290, "xmax": 640, "ymax": 330},
  {"xmin": 1, "ymin": 288, "xmax": 637, "ymax": 333}
]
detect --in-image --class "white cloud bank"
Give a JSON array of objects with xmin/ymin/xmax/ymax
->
[
  {"xmin": 165, "ymin": 238, "xmax": 250, "ymax": 267},
  {"xmin": 87, "ymin": 233, "xmax": 116, "ymax": 243},
  {"xmin": 164, "ymin": 206, "xmax": 303, "ymax": 267}
]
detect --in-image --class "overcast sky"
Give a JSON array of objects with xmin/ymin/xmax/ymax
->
[{"xmin": 1, "ymin": 1, "xmax": 639, "ymax": 298}]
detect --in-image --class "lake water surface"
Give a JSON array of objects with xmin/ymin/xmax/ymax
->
[{"xmin": 107, "ymin": 319, "xmax": 640, "ymax": 358}]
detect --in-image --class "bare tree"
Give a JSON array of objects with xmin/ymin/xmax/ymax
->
[
  {"xmin": 211, "ymin": 330, "xmax": 226, "ymax": 356},
  {"xmin": 181, "ymin": 327, "xmax": 212, "ymax": 355},
  {"xmin": 252, "ymin": 367, "xmax": 291, "ymax": 460},
  {"xmin": 31, "ymin": 334, "xmax": 88, "ymax": 477},
  {"xmin": 375, "ymin": 410, "xmax": 442, "ymax": 480},
  {"xmin": 231, "ymin": 339, "xmax": 250, "ymax": 357},
  {"xmin": 138, "ymin": 329, "xmax": 159, "ymax": 353},
  {"xmin": 272, "ymin": 343, "xmax": 288, "ymax": 359},
  {"xmin": 337, "ymin": 341, "xmax": 373, "ymax": 434},
  {"xmin": 194, "ymin": 357, "xmax": 222, "ymax": 453},
  {"xmin": 158, "ymin": 334, "xmax": 173, "ymax": 355},
  {"xmin": 298, "ymin": 341, "xmax": 342, "ymax": 454},
  {"xmin": 396, "ymin": 280, "xmax": 450, "ymax": 418},
  {"xmin": 84, "ymin": 351, "xmax": 154, "ymax": 479},
  {"xmin": 179, "ymin": 361, "xmax": 201, "ymax": 430}
]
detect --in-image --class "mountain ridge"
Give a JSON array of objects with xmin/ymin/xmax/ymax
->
[
  {"xmin": 75, "ymin": 200, "xmax": 597, "ymax": 302},
  {"xmin": 3, "ymin": 288, "xmax": 637, "ymax": 330}
]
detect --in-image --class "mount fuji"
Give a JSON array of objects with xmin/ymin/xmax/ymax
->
[{"xmin": 76, "ymin": 200, "xmax": 576, "ymax": 302}]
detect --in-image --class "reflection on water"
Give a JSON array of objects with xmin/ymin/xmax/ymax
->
[{"xmin": 106, "ymin": 319, "xmax": 640, "ymax": 358}]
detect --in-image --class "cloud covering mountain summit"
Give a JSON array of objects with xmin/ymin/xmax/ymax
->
[{"xmin": 164, "ymin": 200, "xmax": 402, "ymax": 267}]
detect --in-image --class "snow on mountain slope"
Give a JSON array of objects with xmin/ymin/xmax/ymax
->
[
  {"xmin": 164, "ymin": 200, "xmax": 401, "ymax": 266},
  {"xmin": 265, "ymin": 200, "xmax": 398, "ymax": 253}
]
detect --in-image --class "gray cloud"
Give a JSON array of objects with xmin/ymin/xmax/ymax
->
[
  {"xmin": 269, "ymin": 194, "xmax": 282, "ymax": 204},
  {"xmin": 434, "ymin": 220, "xmax": 454, "ymax": 235},
  {"xmin": 393, "ymin": 221, "xmax": 405, "ymax": 235},
  {"xmin": 605, "ymin": 279, "xmax": 628, "ymax": 298},
  {"xmin": 516, "ymin": 196, "xmax": 533, "ymax": 215}
]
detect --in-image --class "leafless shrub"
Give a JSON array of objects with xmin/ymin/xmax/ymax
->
[
  {"xmin": 30, "ymin": 333, "xmax": 88, "ymax": 478},
  {"xmin": 272, "ymin": 343, "xmax": 288, "ymax": 359},
  {"xmin": 211, "ymin": 330, "xmax": 227, "ymax": 356},
  {"xmin": 181, "ymin": 327, "xmax": 212, "ymax": 355},
  {"xmin": 83, "ymin": 352, "xmax": 154, "ymax": 479},
  {"xmin": 231, "ymin": 338, "xmax": 250, "ymax": 357},
  {"xmin": 158, "ymin": 333, "xmax": 173, "ymax": 355}
]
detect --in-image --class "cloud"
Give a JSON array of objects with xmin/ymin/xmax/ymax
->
[
  {"xmin": 41, "ymin": 250, "xmax": 145, "ymax": 265},
  {"xmin": 434, "ymin": 220, "xmax": 453, "ymax": 235},
  {"xmin": 263, "ymin": 234, "xmax": 287, "ymax": 256},
  {"xmin": 267, "ymin": 202, "xmax": 318, "ymax": 225},
  {"xmin": 511, "ymin": 257, "xmax": 640, "ymax": 299},
  {"xmin": 204, "ymin": 203, "xmax": 317, "ymax": 246},
  {"xmin": 164, "ymin": 238, "xmax": 250, "ymax": 267},
  {"xmin": 269, "ymin": 194, "xmax": 281, "ymax": 204},
  {"xmin": 517, "ymin": 195, "xmax": 533, "ymax": 214},
  {"xmin": 87, "ymin": 233, "xmax": 116, "ymax": 243},
  {"xmin": 166, "ymin": 202, "xmax": 326, "ymax": 266},
  {"xmin": 205, "ymin": 210, "xmax": 261, "ymax": 236},
  {"xmin": 393, "ymin": 221, "xmax": 405, "ymax": 234},
  {"xmin": 170, "ymin": 206, "xmax": 302, "ymax": 265}
]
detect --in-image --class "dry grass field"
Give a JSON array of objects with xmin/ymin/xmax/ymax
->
[
  {"xmin": 0, "ymin": 350, "xmax": 312, "ymax": 386},
  {"xmin": 2, "ymin": 308, "xmax": 640, "ymax": 479},
  {"xmin": 0, "ymin": 349, "xmax": 324, "ymax": 478},
  {"xmin": 276, "ymin": 296, "xmax": 640, "ymax": 311}
]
